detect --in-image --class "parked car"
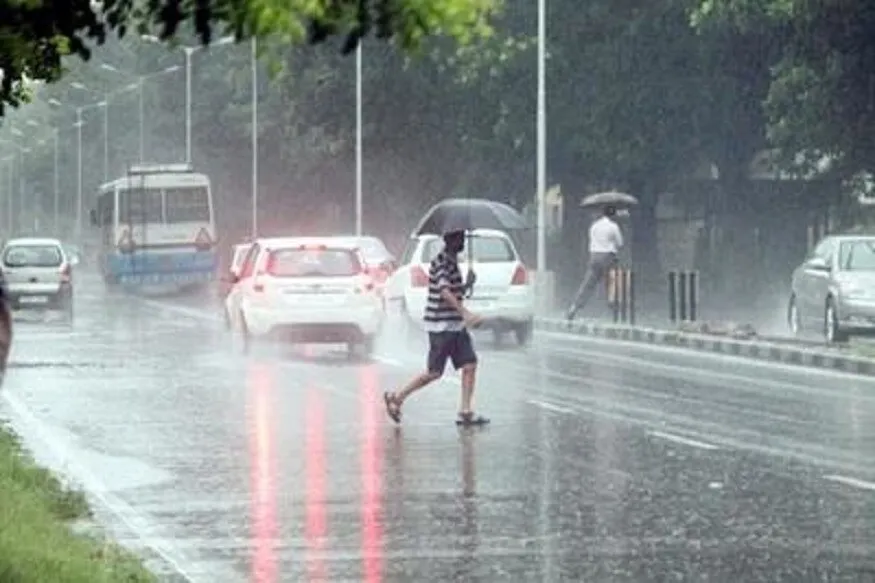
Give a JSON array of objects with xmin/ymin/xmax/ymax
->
[
  {"xmin": 384, "ymin": 228, "xmax": 534, "ymax": 345},
  {"xmin": 224, "ymin": 236, "xmax": 384, "ymax": 357},
  {"xmin": 1, "ymin": 237, "xmax": 74, "ymax": 323},
  {"xmin": 788, "ymin": 233, "xmax": 875, "ymax": 343}
]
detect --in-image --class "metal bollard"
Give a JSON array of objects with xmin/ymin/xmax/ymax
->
[
  {"xmin": 668, "ymin": 270, "xmax": 699, "ymax": 323},
  {"xmin": 609, "ymin": 267, "xmax": 635, "ymax": 324}
]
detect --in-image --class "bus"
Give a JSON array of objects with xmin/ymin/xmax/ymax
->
[{"xmin": 89, "ymin": 163, "xmax": 218, "ymax": 290}]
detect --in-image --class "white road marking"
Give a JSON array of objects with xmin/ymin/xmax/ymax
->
[
  {"xmin": 528, "ymin": 400, "xmax": 573, "ymax": 414},
  {"xmin": 1, "ymin": 390, "xmax": 201, "ymax": 582},
  {"xmin": 823, "ymin": 474, "xmax": 875, "ymax": 491},
  {"xmin": 647, "ymin": 430, "xmax": 719, "ymax": 451}
]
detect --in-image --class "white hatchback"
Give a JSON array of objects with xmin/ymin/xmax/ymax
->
[
  {"xmin": 384, "ymin": 228, "xmax": 535, "ymax": 345},
  {"xmin": 224, "ymin": 237, "xmax": 384, "ymax": 355}
]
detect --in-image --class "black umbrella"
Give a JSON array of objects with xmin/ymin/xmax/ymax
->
[
  {"xmin": 580, "ymin": 191, "xmax": 638, "ymax": 208},
  {"xmin": 413, "ymin": 198, "xmax": 527, "ymax": 236},
  {"xmin": 412, "ymin": 198, "xmax": 527, "ymax": 298}
]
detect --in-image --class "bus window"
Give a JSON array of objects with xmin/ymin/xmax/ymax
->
[
  {"xmin": 165, "ymin": 187, "xmax": 210, "ymax": 223},
  {"xmin": 118, "ymin": 188, "xmax": 163, "ymax": 223}
]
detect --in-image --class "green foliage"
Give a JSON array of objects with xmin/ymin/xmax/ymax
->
[
  {"xmin": 0, "ymin": 0, "xmax": 500, "ymax": 118},
  {"xmin": 0, "ymin": 424, "xmax": 156, "ymax": 582},
  {"xmin": 693, "ymin": 0, "xmax": 875, "ymax": 178}
]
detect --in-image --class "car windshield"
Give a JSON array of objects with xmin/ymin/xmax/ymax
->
[
  {"xmin": 267, "ymin": 248, "xmax": 361, "ymax": 277},
  {"xmin": 355, "ymin": 238, "xmax": 391, "ymax": 263},
  {"xmin": 421, "ymin": 235, "xmax": 517, "ymax": 263},
  {"xmin": 838, "ymin": 240, "xmax": 875, "ymax": 271},
  {"xmin": 3, "ymin": 245, "xmax": 63, "ymax": 268},
  {"xmin": 165, "ymin": 187, "xmax": 210, "ymax": 223}
]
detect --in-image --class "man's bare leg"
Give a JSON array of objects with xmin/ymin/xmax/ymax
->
[
  {"xmin": 395, "ymin": 371, "xmax": 441, "ymax": 405},
  {"xmin": 459, "ymin": 363, "xmax": 477, "ymax": 414}
]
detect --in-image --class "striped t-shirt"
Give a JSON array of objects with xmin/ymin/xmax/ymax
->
[{"xmin": 423, "ymin": 250, "xmax": 464, "ymax": 332}]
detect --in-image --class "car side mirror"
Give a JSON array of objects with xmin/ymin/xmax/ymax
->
[{"xmin": 806, "ymin": 257, "xmax": 830, "ymax": 271}]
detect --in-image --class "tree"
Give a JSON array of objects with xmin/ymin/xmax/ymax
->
[
  {"xmin": 0, "ymin": 0, "xmax": 500, "ymax": 117},
  {"xmin": 692, "ymin": 0, "xmax": 875, "ymax": 179}
]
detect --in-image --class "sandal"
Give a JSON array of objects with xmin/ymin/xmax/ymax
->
[
  {"xmin": 383, "ymin": 392, "xmax": 402, "ymax": 424},
  {"xmin": 456, "ymin": 411, "xmax": 490, "ymax": 426}
]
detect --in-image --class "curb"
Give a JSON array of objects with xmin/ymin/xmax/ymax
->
[{"xmin": 534, "ymin": 317, "xmax": 875, "ymax": 376}]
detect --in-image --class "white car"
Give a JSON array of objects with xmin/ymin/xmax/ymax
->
[
  {"xmin": 224, "ymin": 237, "xmax": 385, "ymax": 356},
  {"xmin": 333, "ymin": 235, "xmax": 397, "ymax": 300},
  {"xmin": 1, "ymin": 237, "xmax": 74, "ymax": 323},
  {"xmin": 384, "ymin": 228, "xmax": 535, "ymax": 345}
]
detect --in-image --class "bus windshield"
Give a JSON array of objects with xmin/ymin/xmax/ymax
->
[
  {"xmin": 165, "ymin": 186, "xmax": 210, "ymax": 223},
  {"xmin": 114, "ymin": 185, "xmax": 210, "ymax": 224},
  {"xmin": 118, "ymin": 188, "xmax": 163, "ymax": 223}
]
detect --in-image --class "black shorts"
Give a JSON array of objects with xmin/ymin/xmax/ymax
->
[{"xmin": 427, "ymin": 329, "xmax": 478, "ymax": 374}]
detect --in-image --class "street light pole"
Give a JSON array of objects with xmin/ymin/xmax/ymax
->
[
  {"xmin": 5, "ymin": 158, "xmax": 12, "ymax": 234},
  {"xmin": 355, "ymin": 42, "xmax": 363, "ymax": 236},
  {"xmin": 76, "ymin": 108, "xmax": 83, "ymax": 242},
  {"xmin": 184, "ymin": 48, "xmax": 194, "ymax": 165},
  {"xmin": 535, "ymin": 0, "xmax": 547, "ymax": 274},
  {"xmin": 103, "ymin": 98, "xmax": 109, "ymax": 182},
  {"xmin": 53, "ymin": 129, "xmax": 59, "ymax": 232},
  {"xmin": 250, "ymin": 37, "xmax": 258, "ymax": 238},
  {"xmin": 138, "ymin": 78, "xmax": 145, "ymax": 163}
]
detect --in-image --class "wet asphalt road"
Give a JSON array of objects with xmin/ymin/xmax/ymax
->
[{"xmin": 1, "ymin": 275, "xmax": 875, "ymax": 582}]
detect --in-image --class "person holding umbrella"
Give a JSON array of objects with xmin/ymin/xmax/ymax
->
[
  {"xmin": 383, "ymin": 229, "xmax": 489, "ymax": 426},
  {"xmin": 383, "ymin": 198, "xmax": 528, "ymax": 426},
  {"xmin": 566, "ymin": 203, "xmax": 625, "ymax": 321}
]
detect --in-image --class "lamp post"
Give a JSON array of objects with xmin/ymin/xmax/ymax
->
[
  {"xmin": 97, "ymin": 63, "xmax": 180, "ymax": 167},
  {"xmin": 355, "ymin": 43, "xmax": 363, "ymax": 236},
  {"xmin": 140, "ymin": 35, "xmax": 235, "ymax": 165},
  {"xmin": 535, "ymin": 0, "xmax": 547, "ymax": 274}
]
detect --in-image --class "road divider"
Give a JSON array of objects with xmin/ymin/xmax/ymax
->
[{"xmin": 535, "ymin": 318, "xmax": 875, "ymax": 376}]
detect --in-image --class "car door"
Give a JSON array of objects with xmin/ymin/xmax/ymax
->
[
  {"xmin": 799, "ymin": 237, "xmax": 835, "ymax": 322},
  {"xmin": 226, "ymin": 242, "xmax": 260, "ymax": 320}
]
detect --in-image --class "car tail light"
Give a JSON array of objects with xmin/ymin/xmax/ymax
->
[
  {"xmin": 411, "ymin": 265, "xmax": 428, "ymax": 287},
  {"xmin": 194, "ymin": 228, "xmax": 212, "ymax": 251},
  {"xmin": 60, "ymin": 263, "xmax": 71, "ymax": 283},
  {"xmin": 511, "ymin": 263, "xmax": 528, "ymax": 285}
]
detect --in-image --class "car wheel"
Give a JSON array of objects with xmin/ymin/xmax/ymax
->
[
  {"xmin": 491, "ymin": 327, "xmax": 503, "ymax": 347},
  {"xmin": 514, "ymin": 320, "xmax": 533, "ymax": 346},
  {"xmin": 788, "ymin": 296, "xmax": 802, "ymax": 336},
  {"xmin": 824, "ymin": 299, "xmax": 849, "ymax": 344}
]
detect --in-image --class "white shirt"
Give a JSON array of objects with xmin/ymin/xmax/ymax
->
[{"xmin": 589, "ymin": 216, "xmax": 623, "ymax": 254}]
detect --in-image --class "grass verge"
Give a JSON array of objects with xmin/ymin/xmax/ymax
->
[{"xmin": 0, "ymin": 422, "xmax": 157, "ymax": 582}]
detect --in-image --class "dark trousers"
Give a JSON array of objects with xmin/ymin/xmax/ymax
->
[
  {"xmin": 427, "ymin": 329, "xmax": 478, "ymax": 374},
  {"xmin": 568, "ymin": 252, "xmax": 618, "ymax": 314}
]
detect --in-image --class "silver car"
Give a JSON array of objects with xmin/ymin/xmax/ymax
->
[
  {"xmin": 1, "ymin": 237, "xmax": 74, "ymax": 322},
  {"xmin": 788, "ymin": 234, "xmax": 875, "ymax": 342}
]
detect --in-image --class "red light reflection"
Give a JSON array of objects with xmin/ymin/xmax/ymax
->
[
  {"xmin": 305, "ymin": 388, "xmax": 327, "ymax": 582},
  {"xmin": 248, "ymin": 362, "xmax": 278, "ymax": 583},
  {"xmin": 359, "ymin": 363, "xmax": 384, "ymax": 582}
]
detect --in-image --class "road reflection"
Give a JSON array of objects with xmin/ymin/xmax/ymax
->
[
  {"xmin": 359, "ymin": 363, "xmax": 383, "ymax": 582},
  {"xmin": 248, "ymin": 361, "xmax": 278, "ymax": 583},
  {"xmin": 305, "ymin": 387, "xmax": 327, "ymax": 582}
]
